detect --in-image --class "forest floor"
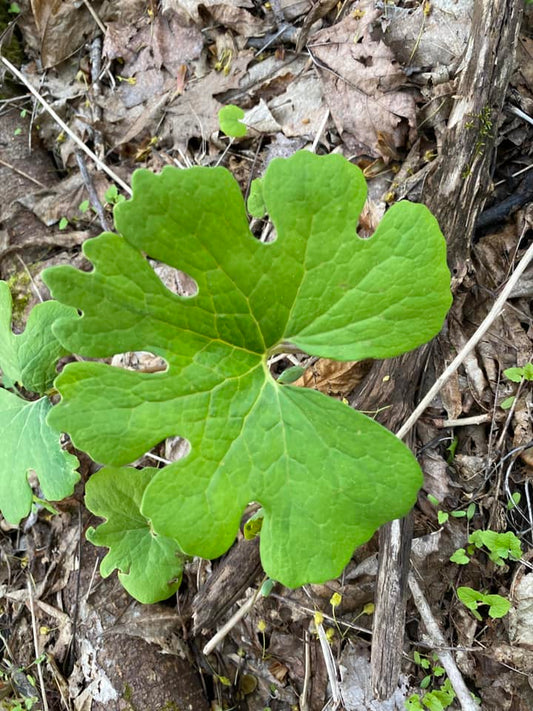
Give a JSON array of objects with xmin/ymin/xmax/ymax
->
[{"xmin": 1, "ymin": 0, "xmax": 533, "ymax": 709}]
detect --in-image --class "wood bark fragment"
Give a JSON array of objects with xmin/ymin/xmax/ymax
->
[
  {"xmin": 350, "ymin": 0, "xmax": 524, "ymax": 700},
  {"xmin": 190, "ymin": 535, "xmax": 262, "ymax": 635}
]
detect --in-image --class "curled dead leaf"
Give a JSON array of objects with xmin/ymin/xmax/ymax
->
[{"xmin": 292, "ymin": 359, "xmax": 372, "ymax": 397}]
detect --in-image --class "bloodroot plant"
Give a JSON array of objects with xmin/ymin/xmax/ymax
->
[{"xmin": 1, "ymin": 151, "xmax": 451, "ymax": 603}]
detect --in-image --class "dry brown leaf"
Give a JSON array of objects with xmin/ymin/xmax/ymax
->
[
  {"xmin": 269, "ymin": 73, "xmax": 327, "ymax": 139},
  {"xmin": 30, "ymin": 0, "xmax": 96, "ymax": 68},
  {"xmin": 104, "ymin": 13, "xmax": 203, "ymax": 109},
  {"xmin": 165, "ymin": 0, "xmax": 253, "ymax": 22},
  {"xmin": 380, "ymin": 0, "xmax": 472, "ymax": 68},
  {"xmin": 440, "ymin": 370, "xmax": 463, "ymax": 421},
  {"xmin": 293, "ymin": 358, "xmax": 371, "ymax": 397},
  {"xmin": 98, "ymin": 12, "xmax": 206, "ymax": 146},
  {"xmin": 279, "ymin": 0, "xmax": 312, "ymax": 22},
  {"xmin": 509, "ymin": 573, "xmax": 533, "ymax": 649},
  {"xmin": 163, "ymin": 52, "xmax": 254, "ymax": 148},
  {"xmin": 201, "ymin": 4, "xmax": 270, "ymax": 37},
  {"xmin": 309, "ymin": 11, "xmax": 416, "ymax": 159},
  {"xmin": 243, "ymin": 99, "xmax": 281, "ymax": 134}
]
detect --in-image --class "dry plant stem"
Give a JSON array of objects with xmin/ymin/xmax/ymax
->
[
  {"xmin": 202, "ymin": 587, "xmax": 261, "ymax": 656},
  {"xmin": 316, "ymin": 619, "xmax": 341, "ymax": 705},
  {"xmin": 88, "ymin": 35, "xmax": 105, "ymax": 160},
  {"xmin": 0, "ymin": 158, "xmax": 48, "ymax": 190},
  {"xmin": 81, "ymin": 0, "xmax": 107, "ymax": 34},
  {"xmin": 299, "ymin": 630, "xmax": 311, "ymax": 711},
  {"xmin": 0, "ymin": 54, "xmax": 132, "ymax": 196},
  {"xmin": 16, "ymin": 255, "xmax": 44, "ymax": 302},
  {"xmin": 397, "ymin": 221, "xmax": 533, "ymax": 442},
  {"xmin": 408, "ymin": 575, "xmax": 478, "ymax": 711},
  {"xmin": 75, "ymin": 150, "xmax": 111, "ymax": 232},
  {"xmin": 436, "ymin": 413, "xmax": 502, "ymax": 427},
  {"xmin": 27, "ymin": 578, "xmax": 49, "ymax": 711}
]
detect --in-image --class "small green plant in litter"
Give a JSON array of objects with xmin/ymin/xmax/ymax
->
[
  {"xmin": 504, "ymin": 363, "xmax": 533, "ymax": 382},
  {"xmin": 457, "ymin": 586, "xmax": 511, "ymax": 620},
  {"xmin": 427, "ymin": 495, "xmax": 475, "ymax": 526},
  {"xmin": 405, "ymin": 677, "xmax": 456, "ymax": 711},
  {"xmin": 104, "ymin": 184, "xmax": 125, "ymax": 206},
  {"xmin": 218, "ymin": 104, "xmax": 247, "ymax": 137},
  {"xmin": 501, "ymin": 363, "xmax": 533, "ymax": 410},
  {"xmin": 412, "ymin": 650, "xmax": 445, "ymax": 690},
  {"xmin": 469, "ymin": 528, "xmax": 522, "ymax": 565},
  {"xmin": 507, "ymin": 492, "xmax": 521, "ymax": 510},
  {"xmin": 451, "ymin": 528, "xmax": 522, "ymax": 566}
]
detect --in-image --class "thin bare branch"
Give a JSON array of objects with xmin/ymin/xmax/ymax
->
[
  {"xmin": 409, "ymin": 575, "xmax": 479, "ymax": 711},
  {"xmin": 0, "ymin": 54, "xmax": 132, "ymax": 196},
  {"xmin": 397, "ymin": 221, "xmax": 533, "ymax": 441}
]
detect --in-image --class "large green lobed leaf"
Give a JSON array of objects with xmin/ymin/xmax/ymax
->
[
  {"xmin": 43, "ymin": 151, "xmax": 451, "ymax": 589},
  {"xmin": 0, "ymin": 282, "xmax": 79, "ymax": 524},
  {"xmin": 85, "ymin": 467, "xmax": 184, "ymax": 603},
  {"xmin": 0, "ymin": 391, "xmax": 79, "ymax": 524},
  {"xmin": 0, "ymin": 281, "xmax": 78, "ymax": 394}
]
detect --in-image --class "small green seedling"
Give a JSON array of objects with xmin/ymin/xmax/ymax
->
[
  {"xmin": 104, "ymin": 184, "xmax": 125, "ymax": 206},
  {"xmin": 8, "ymin": 3, "xmax": 21, "ymax": 13},
  {"xmin": 428, "ymin": 495, "xmax": 475, "ymax": 526},
  {"xmin": 504, "ymin": 363, "xmax": 533, "ymax": 382},
  {"xmin": 78, "ymin": 200, "xmax": 90, "ymax": 214},
  {"xmin": 58, "ymin": 217, "xmax": 69, "ymax": 230},
  {"xmin": 412, "ymin": 650, "xmax": 445, "ymax": 690},
  {"xmin": 469, "ymin": 529, "xmax": 522, "ymax": 566},
  {"xmin": 501, "ymin": 364, "xmax": 533, "ymax": 410},
  {"xmin": 449, "ymin": 548, "xmax": 470, "ymax": 565},
  {"xmin": 405, "ymin": 677, "xmax": 456, "ymax": 711},
  {"xmin": 218, "ymin": 104, "xmax": 247, "ymax": 137},
  {"xmin": 500, "ymin": 395, "xmax": 515, "ymax": 410},
  {"xmin": 457, "ymin": 586, "xmax": 511, "ymax": 620},
  {"xmin": 507, "ymin": 492, "xmax": 521, "ymax": 510},
  {"xmin": 451, "ymin": 528, "xmax": 522, "ymax": 566}
]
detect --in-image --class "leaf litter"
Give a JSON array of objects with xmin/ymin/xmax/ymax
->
[{"xmin": 2, "ymin": 0, "xmax": 533, "ymax": 708}]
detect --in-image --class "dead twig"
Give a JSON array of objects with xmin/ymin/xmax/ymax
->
[
  {"xmin": 0, "ymin": 158, "xmax": 48, "ymax": 190},
  {"xmin": 75, "ymin": 150, "xmax": 111, "ymax": 232},
  {"xmin": 408, "ymin": 574, "xmax": 478, "ymax": 711},
  {"xmin": 397, "ymin": 220, "xmax": 533, "ymax": 442},
  {"xmin": 203, "ymin": 587, "xmax": 261, "ymax": 656},
  {"xmin": 27, "ymin": 577, "xmax": 49, "ymax": 711},
  {"xmin": 0, "ymin": 54, "xmax": 131, "ymax": 195}
]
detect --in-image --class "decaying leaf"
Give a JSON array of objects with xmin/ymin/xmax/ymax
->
[
  {"xmin": 30, "ymin": 0, "xmax": 98, "ymax": 68},
  {"xmin": 293, "ymin": 358, "xmax": 372, "ymax": 397},
  {"xmin": 310, "ymin": 10, "xmax": 417, "ymax": 159},
  {"xmin": 380, "ymin": 0, "xmax": 473, "ymax": 68}
]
